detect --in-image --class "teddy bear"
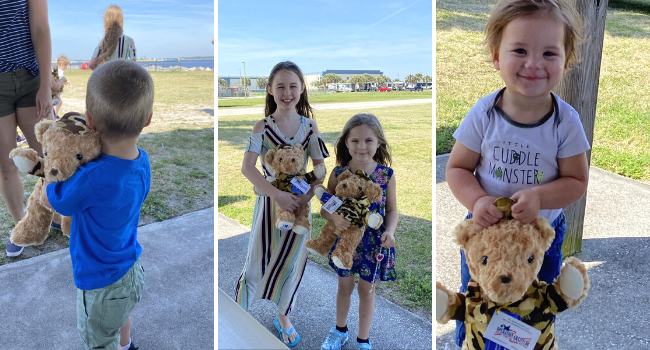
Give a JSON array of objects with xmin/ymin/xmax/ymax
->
[
  {"xmin": 253, "ymin": 144, "xmax": 326, "ymax": 234},
  {"xmin": 436, "ymin": 198, "xmax": 590, "ymax": 350},
  {"xmin": 305, "ymin": 169, "xmax": 383, "ymax": 270},
  {"xmin": 9, "ymin": 112, "xmax": 101, "ymax": 246},
  {"xmin": 51, "ymin": 67, "xmax": 64, "ymax": 106}
]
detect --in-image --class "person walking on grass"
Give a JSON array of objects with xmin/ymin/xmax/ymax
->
[
  {"xmin": 89, "ymin": 5, "xmax": 136, "ymax": 70},
  {"xmin": 319, "ymin": 113, "xmax": 398, "ymax": 350},
  {"xmin": 236, "ymin": 61, "xmax": 329, "ymax": 347},
  {"xmin": 41, "ymin": 60, "xmax": 153, "ymax": 350},
  {"xmin": 1, "ymin": 0, "xmax": 56, "ymax": 258},
  {"xmin": 444, "ymin": 0, "xmax": 589, "ymax": 348}
]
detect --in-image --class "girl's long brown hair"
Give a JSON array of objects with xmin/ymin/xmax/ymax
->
[
  {"xmin": 335, "ymin": 113, "xmax": 392, "ymax": 166},
  {"xmin": 264, "ymin": 61, "xmax": 314, "ymax": 119},
  {"xmin": 97, "ymin": 5, "xmax": 124, "ymax": 64}
]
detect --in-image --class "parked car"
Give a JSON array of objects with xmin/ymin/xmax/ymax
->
[
  {"xmin": 408, "ymin": 85, "xmax": 423, "ymax": 92},
  {"xmin": 378, "ymin": 86, "xmax": 392, "ymax": 92}
]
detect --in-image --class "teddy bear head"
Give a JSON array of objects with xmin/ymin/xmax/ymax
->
[
  {"xmin": 264, "ymin": 144, "xmax": 305, "ymax": 175},
  {"xmin": 455, "ymin": 216, "xmax": 555, "ymax": 304},
  {"xmin": 35, "ymin": 112, "xmax": 101, "ymax": 182},
  {"xmin": 334, "ymin": 170, "xmax": 382, "ymax": 203}
]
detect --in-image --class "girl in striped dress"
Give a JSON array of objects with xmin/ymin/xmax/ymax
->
[{"xmin": 237, "ymin": 61, "xmax": 329, "ymax": 347}]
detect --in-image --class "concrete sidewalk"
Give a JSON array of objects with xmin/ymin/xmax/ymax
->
[
  {"xmin": 217, "ymin": 98, "xmax": 433, "ymax": 116},
  {"xmin": 0, "ymin": 208, "xmax": 215, "ymax": 350},
  {"xmin": 435, "ymin": 154, "xmax": 650, "ymax": 349},
  {"xmin": 218, "ymin": 214, "xmax": 433, "ymax": 350}
]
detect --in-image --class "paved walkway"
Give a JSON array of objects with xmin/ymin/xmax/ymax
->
[
  {"xmin": 218, "ymin": 213, "xmax": 433, "ymax": 349},
  {"xmin": 435, "ymin": 154, "xmax": 650, "ymax": 349},
  {"xmin": 217, "ymin": 98, "xmax": 432, "ymax": 116},
  {"xmin": 0, "ymin": 208, "xmax": 214, "ymax": 350}
]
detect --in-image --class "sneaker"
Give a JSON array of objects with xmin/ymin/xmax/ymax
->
[
  {"xmin": 127, "ymin": 342, "xmax": 139, "ymax": 350},
  {"xmin": 6, "ymin": 239, "xmax": 24, "ymax": 257},
  {"xmin": 50, "ymin": 221, "xmax": 62, "ymax": 231},
  {"xmin": 356, "ymin": 341, "xmax": 372, "ymax": 350},
  {"xmin": 321, "ymin": 327, "xmax": 348, "ymax": 350}
]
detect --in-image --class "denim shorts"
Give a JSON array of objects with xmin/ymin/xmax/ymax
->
[
  {"xmin": 454, "ymin": 212, "xmax": 567, "ymax": 347},
  {"xmin": 76, "ymin": 260, "xmax": 145, "ymax": 350},
  {"xmin": 0, "ymin": 68, "xmax": 40, "ymax": 117}
]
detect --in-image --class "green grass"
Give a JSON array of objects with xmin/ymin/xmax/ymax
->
[
  {"xmin": 2, "ymin": 69, "xmax": 214, "ymax": 265},
  {"xmin": 436, "ymin": 1, "xmax": 650, "ymax": 181},
  {"xmin": 218, "ymin": 90, "xmax": 432, "ymax": 108},
  {"xmin": 218, "ymin": 104, "xmax": 433, "ymax": 318}
]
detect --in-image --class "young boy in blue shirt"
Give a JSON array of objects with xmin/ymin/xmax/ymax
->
[{"xmin": 41, "ymin": 59, "xmax": 154, "ymax": 350}]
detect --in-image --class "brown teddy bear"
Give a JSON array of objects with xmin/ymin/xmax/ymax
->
[
  {"xmin": 305, "ymin": 169, "xmax": 383, "ymax": 270},
  {"xmin": 253, "ymin": 144, "xmax": 326, "ymax": 235},
  {"xmin": 436, "ymin": 198, "xmax": 589, "ymax": 350},
  {"xmin": 9, "ymin": 112, "xmax": 101, "ymax": 246}
]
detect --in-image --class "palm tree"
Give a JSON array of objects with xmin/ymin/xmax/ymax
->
[
  {"xmin": 321, "ymin": 73, "xmax": 342, "ymax": 88},
  {"xmin": 415, "ymin": 73, "xmax": 423, "ymax": 83},
  {"xmin": 423, "ymin": 75, "xmax": 432, "ymax": 84},
  {"xmin": 257, "ymin": 77, "xmax": 267, "ymax": 89},
  {"xmin": 405, "ymin": 74, "xmax": 416, "ymax": 85},
  {"xmin": 219, "ymin": 78, "xmax": 228, "ymax": 90}
]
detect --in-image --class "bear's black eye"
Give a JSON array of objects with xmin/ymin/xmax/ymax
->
[
  {"xmin": 76, "ymin": 154, "xmax": 82, "ymax": 160},
  {"xmin": 358, "ymin": 186, "xmax": 362, "ymax": 191},
  {"xmin": 481, "ymin": 256, "xmax": 487, "ymax": 265},
  {"xmin": 44, "ymin": 151, "xmax": 48, "ymax": 156},
  {"xmin": 279, "ymin": 157, "xmax": 283, "ymax": 162},
  {"xmin": 528, "ymin": 255, "xmax": 534, "ymax": 263}
]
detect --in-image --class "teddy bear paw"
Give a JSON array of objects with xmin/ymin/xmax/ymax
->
[
  {"xmin": 435, "ymin": 288, "xmax": 449, "ymax": 320},
  {"xmin": 559, "ymin": 260, "xmax": 587, "ymax": 301},
  {"xmin": 332, "ymin": 256, "xmax": 350, "ymax": 270},
  {"xmin": 277, "ymin": 221, "xmax": 294, "ymax": 231},
  {"xmin": 312, "ymin": 164, "xmax": 327, "ymax": 180},
  {"xmin": 293, "ymin": 225, "xmax": 309, "ymax": 235},
  {"xmin": 367, "ymin": 213, "xmax": 383, "ymax": 229},
  {"xmin": 314, "ymin": 186, "xmax": 327, "ymax": 201},
  {"xmin": 12, "ymin": 155, "xmax": 38, "ymax": 174}
]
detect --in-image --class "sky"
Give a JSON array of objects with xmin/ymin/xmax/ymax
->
[
  {"xmin": 49, "ymin": 0, "xmax": 214, "ymax": 61},
  {"xmin": 217, "ymin": 0, "xmax": 432, "ymax": 80}
]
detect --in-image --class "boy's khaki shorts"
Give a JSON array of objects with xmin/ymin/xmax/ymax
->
[
  {"xmin": 76, "ymin": 260, "xmax": 145, "ymax": 350},
  {"xmin": 0, "ymin": 68, "xmax": 40, "ymax": 117}
]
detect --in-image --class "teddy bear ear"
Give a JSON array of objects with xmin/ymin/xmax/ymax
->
[
  {"xmin": 454, "ymin": 219, "xmax": 477, "ymax": 249},
  {"xmin": 264, "ymin": 149, "xmax": 276, "ymax": 165},
  {"xmin": 532, "ymin": 217, "xmax": 556, "ymax": 250},
  {"xmin": 337, "ymin": 170, "xmax": 352, "ymax": 181},
  {"xmin": 364, "ymin": 182, "xmax": 382, "ymax": 203},
  {"xmin": 34, "ymin": 120, "xmax": 54, "ymax": 143}
]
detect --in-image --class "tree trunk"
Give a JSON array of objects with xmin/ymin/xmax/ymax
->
[{"xmin": 554, "ymin": 0, "xmax": 608, "ymax": 257}]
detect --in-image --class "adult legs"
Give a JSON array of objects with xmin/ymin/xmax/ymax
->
[{"xmin": 0, "ymin": 113, "xmax": 26, "ymax": 225}]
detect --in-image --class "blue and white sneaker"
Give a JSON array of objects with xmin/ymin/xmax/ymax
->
[
  {"xmin": 321, "ymin": 327, "xmax": 348, "ymax": 350},
  {"xmin": 6, "ymin": 239, "xmax": 24, "ymax": 257},
  {"xmin": 356, "ymin": 340, "xmax": 372, "ymax": 349}
]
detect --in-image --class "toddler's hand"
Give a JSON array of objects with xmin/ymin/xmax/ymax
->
[
  {"xmin": 380, "ymin": 233, "xmax": 395, "ymax": 248},
  {"xmin": 274, "ymin": 191, "xmax": 299, "ymax": 212},
  {"xmin": 331, "ymin": 213, "xmax": 351, "ymax": 232},
  {"xmin": 472, "ymin": 196, "xmax": 503, "ymax": 231},
  {"xmin": 511, "ymin": 189, "xmax": 540, "ymax": 224}
]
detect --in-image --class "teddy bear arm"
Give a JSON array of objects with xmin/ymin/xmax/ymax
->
[
  {"xmin": 9, "ymin": 148, "xmax": 44, "ymax": 177},
  {"xmin": 305, "ymin": 164, "xmax": 326, "ymax": 184},
  {"xmin": 553, "ymin": 256, "xmax": 590, "ymax": 310},
  {"xmin": 313, "ymin": 185, "xmax": 331, "ymax": 203},
  {"xmin": 364, "ymin": 211, "xmax": 383, "ymax": 229},
  {"xmin": 436, "ymin": 282, "xmax": 466, "ymax": 324}
]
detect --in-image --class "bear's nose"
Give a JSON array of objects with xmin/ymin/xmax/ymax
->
[
  {"xmin": 50, "ymin": 169, "xmax": 58, "ymax": 176},
  {"xmin": 500, "ymin": 275, "xmax": 511, "ymax": 284}
]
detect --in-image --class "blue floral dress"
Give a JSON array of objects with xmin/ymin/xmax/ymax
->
[{"xmin": 327, "ymin": 164, "xmax": 396, "ymax": 283}]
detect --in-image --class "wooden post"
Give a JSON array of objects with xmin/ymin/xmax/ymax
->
[{"xmin": 554, "ymin": 0, "xmax": 608, "ymax": 256}]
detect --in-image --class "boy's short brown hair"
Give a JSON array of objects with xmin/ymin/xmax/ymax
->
[
  {"xmin": 56, "ymin": 55, "xmax": 69, "ymax": 69},
  {"xmin": 86, "ymin": 60, "xmax": 154, "ymax": 140},
  {"xmin": 485, "ymin": 0, "xmax": 584, "ymax": 69}
]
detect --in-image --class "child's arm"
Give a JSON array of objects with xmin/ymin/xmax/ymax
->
[
  {"xmin": 40, "ymin": 179, "xmax": 53, "ymax": 209},
  {"xmin": 511, "ymin": 152, "xmax": 589, "ymax": 224},
  {"xmin": 241, "ymin": 120, "xmax": 299, "ymax": 212},
  {"xmin": 446, "ymin": 141, "xmax": 503, "ymax": 231},
  {"xmin": 380, "ymin": 174, "xmax": 398, "ymax": 248},
  {"xmin": 51, "ymin": 75, "xmax": 66, "ymax": 90},
  {"xmin": 319, "ymin": 169, "xmax": 351, "ymax": 232}
]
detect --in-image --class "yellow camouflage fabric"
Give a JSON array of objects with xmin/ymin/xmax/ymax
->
[
  {"xmin": 449, "ymin": 279, "xmax": 568, "ymax": 350},
  {"xmin": 337, "ymin": 196, "xmax": 371, "ymax": 228},
  {"xmin": 270, "ymin": 170, "xmax": 308, "ymax": 195}
]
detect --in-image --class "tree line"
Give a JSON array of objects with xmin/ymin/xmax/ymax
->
[{"xmin": 218, "ymin": 73, "xmax": 431, "ymax": 91}]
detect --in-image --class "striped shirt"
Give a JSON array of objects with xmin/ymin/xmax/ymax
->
[
  {"xmin": 92, "ymin": 34, "xmax": 136, "ymax": 62},
  {"xmin": 0, "ymin": 0, "xmax": 39, "ymax": 75}
]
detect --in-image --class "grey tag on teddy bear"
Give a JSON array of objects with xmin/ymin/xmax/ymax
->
[{"xmin": 290, "ymin": 177, "xmax": 310, "ymax": 194}]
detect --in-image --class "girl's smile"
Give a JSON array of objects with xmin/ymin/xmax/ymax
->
[{"xmin": 346, "ymin": 124, "xmax": 379, "ymax": 164}]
